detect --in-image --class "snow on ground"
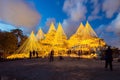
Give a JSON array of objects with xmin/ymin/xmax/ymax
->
[{"xmin": 0, "ymin": 57, "xmax": 120, "ymax": 80}]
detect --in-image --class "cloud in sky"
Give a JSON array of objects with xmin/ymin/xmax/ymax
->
[
  {"xmin": 39, "ymin": 18, "xmax": 57, "ymax": 33},
  {"xmin": 96, "ymin": 13, "xmax": 120, "ymax": 48},
  {"xmin": 0, "ymin": 0, "xmax": 120, "ymax": 48},
  {"xmin": 0, "ymin": 0, "xmax": 41, "ymax": 32},
  {"xmin": 102, "ymin": 0, "xmax": 120, "ymax": 18},
  {"xmin": 62, "ymin": 0, "xmax": 120, "ymax": 36},
  {"xmin": 102, "ymin": 32, "xmax": 120, "ymax": 48},
  {"xmin": 107, "ymin": 13, "xmax": 120, "ymax": 36},
  {"xmin": 62, "ymin": 0, "xmax": 120, "ymax": 48},
  {"xmin": 88, "ymin": 0, "xmax": 101, "ymax": 20},
  {"xmin": 63, "ymin": 0, "xmax": 87, "ymax": 21},
  {"xmin": 62, "ymin": 19, "xmax": 79, "ymax": 37},
  {"xmin": 95, "ymin": 25, "xmax": 106, "ymax": 37},
  {"xmin": 62, "ymin": 0, "xmax": 87, "ymax": 37},
  {"xmin": 45, "ymin": 18, "xmax": 56, "ymax": 27}
]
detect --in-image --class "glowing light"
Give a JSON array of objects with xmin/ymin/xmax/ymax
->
[
  {"xmin": 7, "ymin": 22, "xmax": 106, "ymax": 59},
  {"xmin": 7, "ymin": 31, "xmax": 42, "ymax": 59}
]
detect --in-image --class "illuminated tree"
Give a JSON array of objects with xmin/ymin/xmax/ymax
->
[
  {"xmin": 7, "ymin": 31, "xmax": 42, "ymax": 59},
  {"xmin": 36, "ymin": 28, "xmax": 45, "ymax": 41},
  {"xmin": 53, "ymin": 23, "xmax": 68, "ymax": 52},
  {"xmin": 43, "ymin": 22, "xmax": 56, "ymax": 45}
]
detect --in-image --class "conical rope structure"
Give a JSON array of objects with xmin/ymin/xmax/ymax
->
[
  {"xmin": 69, "ymin": 23, "xmax": 85, "ymax": 47},
  {"xmin": 81, "ymin": 21, "xmax": 98, "ymax": 39},
  {"xmin": 7, "ymin": 21, "xmax": 106, "ymax": 59},
  {"xmin": 7, "ymin": 31, "xmax": 41, "ymax": 59},
  {"xmin": 43, "ymin": 22, "xmax": 56, "ymax": 45},
  {"xmin": 36, "ymin": 28, "xmax": 45, "ymax": 41},
  {"xmin": 53, "ymin": 23, "xmax": 68, "ymax": 53}
]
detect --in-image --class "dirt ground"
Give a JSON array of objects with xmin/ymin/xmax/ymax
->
[{"xmin": 0, "ymin": 57, "xmax": 120, "ymax": 80}]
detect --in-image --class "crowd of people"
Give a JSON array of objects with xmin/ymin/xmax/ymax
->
[
  {"xmin": 29, "ymin": 50, "xmax": 38, "ymax": 58},
  {"xmin": 29, "ymin": 46, "xmax": 116, "ymax": 71}
]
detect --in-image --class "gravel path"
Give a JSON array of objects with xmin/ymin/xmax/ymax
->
[{"xmin": 0, "ymin": 58, "xmax": 120, "ymax": 80}]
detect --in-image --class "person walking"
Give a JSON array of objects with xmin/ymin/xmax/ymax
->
[{"xmin": 105, "ymin": 46, "xmax": 113, "ymax": 71}]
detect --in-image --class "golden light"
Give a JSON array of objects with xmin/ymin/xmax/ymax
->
[{"xmin": 7, "ymin": 22, "xmax": 106, "ymax": 59}]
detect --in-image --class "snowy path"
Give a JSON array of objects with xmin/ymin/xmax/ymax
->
[{"xmin": 0, "ymin": 58, "xmax": 120, "ymax": 80}]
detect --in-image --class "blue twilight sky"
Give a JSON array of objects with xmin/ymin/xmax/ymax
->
[{"xmin": 0, "ymin": 0, "xmax": 120, "ymax": 48}]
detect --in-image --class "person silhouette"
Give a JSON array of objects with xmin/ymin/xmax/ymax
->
[
  {"xmin": 105, "ymin": 46, "xmax": 113, "ymax": 71},
  {"xmin": 29, "ymin": 51, "xmax": 32, "ymax": 58},
  {"xmin": 67, "ymin": 50, "xmax": 71, "ymax": 57},
  {"xmin": 33, "ymin": 50, "xmax": 35, "ymax": 57},
  {"xmin": 78, "ymin": 50, "xmax": 81, "ymax": 59},
  {"xmin": 49, "ymin": 50, "xmax": 54, "ymax": 62},
  {"xmin": 36, "ymin": 51, "xmax": 38, "ymax": 58},
  {"xmin": 59, "ymin": 51, "xmax": 63, "ymax": 60}
]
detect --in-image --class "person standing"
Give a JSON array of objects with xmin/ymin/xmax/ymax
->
[
  {"xmin": 49, "ymin": 50, "xmax": 54, "ymax": 62},
  {"xmin": 36, "ymin": 51, "xmax": 38, "ymax": 58},
  {"xmin": 33, "ymin": 50, "xmax": 36, "ymax": 56},
  {"xmin": 29, "ymin": 51, "xmax": 32, "ymax": 59},
  {"xmin": 59, "ymin": 51, "xmax": 63, "ymax": 60},
  {"xmin": 105, "ymin": 46, "xmax": 113, "ymax": 71},
  {"xmin": 78, "ymin": 50, "xmax": 81, "ymax": 59}
]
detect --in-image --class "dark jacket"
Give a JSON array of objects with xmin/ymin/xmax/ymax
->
[{"xmin": 105, "ymin": 48, "xmax": 113, "ymax": 61}]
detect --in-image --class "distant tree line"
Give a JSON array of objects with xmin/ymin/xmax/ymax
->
[{"xmin": 0, "ymin": 29, "xmax": 27, "ymax": 58}]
